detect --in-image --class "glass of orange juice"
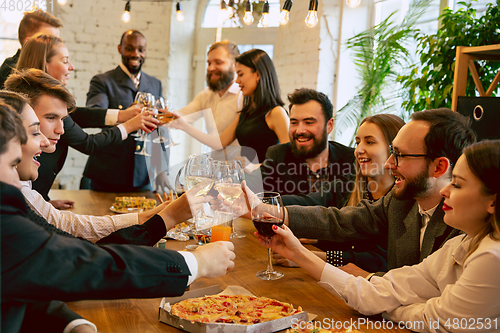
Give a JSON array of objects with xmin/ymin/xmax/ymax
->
[
  {"xmin": 211, "ymin": 225, "xmax": 231, "ymax": 242},
  {"xmin": 211, "ymin": 210, "xmax": 233, "ymax": 242}
]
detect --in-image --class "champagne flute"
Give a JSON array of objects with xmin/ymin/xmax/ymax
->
[
  {"xmin": 214, "ymin": 160, "xmax": 246, "ymax": 238},
  {"xmin": 251, "ymin": 192, "xmax": 285, "ymax": 280}
]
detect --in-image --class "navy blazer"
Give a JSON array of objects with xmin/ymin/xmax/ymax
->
[
  {"xmin": 84, "ymin": 66, "xmax": 164, "ymax": 189},
  {"xmin": 1, "ymin": 182, "xmax": 190, "ymax": 333}
]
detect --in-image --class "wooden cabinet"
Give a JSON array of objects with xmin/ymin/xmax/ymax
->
[{"xmin": 451, "ymin": 44, "xmax": 500, "ymax": 111}]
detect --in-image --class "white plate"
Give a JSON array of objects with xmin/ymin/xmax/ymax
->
[{"xmin": 110, "ymin": 205, "xmax": 141, "ymax": 214}]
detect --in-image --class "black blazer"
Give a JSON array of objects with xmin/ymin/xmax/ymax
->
[
  {"xmin": 84, "ymin": 66, "xmax": 164, "ymax": 189},
  {"xmin": 1, "ymin": 182, "xmax": 190, "ymax": 333},
  {"xmin": 33, "ymin": 116, "xmax": 123, "ymax": 200}
]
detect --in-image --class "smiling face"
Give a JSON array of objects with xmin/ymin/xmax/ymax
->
[
  {"xmin": 206, "ymin": 47, "xmax": 235, "ymax": 92},
  {"xmin": 235, "ymin": 63, "xmax": 259, "ymax": 97},
  {"xmin": 0, "ymin": 138, "xmax": 23, "ymax": 189},
  {"xmin": 32, "ymin": 94, "xmax": 67, "ymax": 153},
  {"xmin": 440, "ymin": 155, "xmax": 496, "ymax": 236},
  {"xmin": 17, "ymin": 105, "xmax": 49, "ymax": 181},
  {"xmin": 355, "ymin": 122, "xmax": 390, "ymax": 180},
  {"xmin": 46, "ymin": 43, "xmax": 74, "ymax": 86},
  {"xmin": 118, "ymin": 33, "xmax": 146, "ymax": 75},
  {"xmin": 289, "ymin": 100, "xmax": 332, "ymax": 160},
  {"xmin": 385, "ymin": 120, "xmax": 432, "ymax": 200}
]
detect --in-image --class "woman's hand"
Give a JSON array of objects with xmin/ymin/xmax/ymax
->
[
  {"xmin": 254, "ymin": 224, "xmax": 305, "ymax": 263},
  {"xmin": 169, "ymin": 115, "xmax": 189, "ymax": 131}
]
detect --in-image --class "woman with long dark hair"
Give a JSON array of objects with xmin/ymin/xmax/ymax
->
[{"xmin": 173, "ymin": 49, "xmax": 289, "ymax": 170}]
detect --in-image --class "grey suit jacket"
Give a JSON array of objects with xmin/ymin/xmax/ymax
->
[
  {"xmin": 84, "ymin": 66, "xmax": 165, "ymax": 189},
  {"xmin": 287, "ymin": 190, "xmax": 461, "ymax": 272}
]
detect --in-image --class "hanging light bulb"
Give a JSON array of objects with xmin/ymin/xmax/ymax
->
[
  {"xmin": 259, "ymin": 1, "xmax": 270, "ymax": 27},
  {"xmin": 57, "ymin": 0, "xmax": 67, "ymax": 5},
  {"xmin": 220, "ymin": 0, "xmax": 231, "ymax": 21},
  {"xmin": 175, "ymin": 2, "xmax": 185, "ymax": 22},
  {"xmin": 279, "ymin": 0, "xmax": 293, "ymax": 26},
  {"xmin": 227, "ymin": 0, "xmax": 235, "ymax": 19},
  {"xmin": 121, "ymin": 1, "xmax": 131, "ymax": 23},
  {"xmin": 346, "ymin": 0, "xmax": 361, "ymax": 8},
  {"xmin": 305, "ymin": 0, "xmax": 318, "ymax": 28},
  {"xmin": 243, "ymin": 0, "xmax": 254, "ymax": 25}
]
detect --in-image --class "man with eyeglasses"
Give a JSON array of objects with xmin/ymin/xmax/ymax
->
[{"xmin": 280, "ymin": 108, "xmax": 476, "ymax": 279}]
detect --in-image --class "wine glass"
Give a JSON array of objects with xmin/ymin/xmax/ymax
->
[
  {"xmin": 184, "ymin": 154, "xmax": 215, "ymax": 230},
  {"xmin": 133, "ymin": 92, "xmax": 154, "ymax": 140},
  {"xmin": 164, "ymin": 167, "xmax": 190, "ymax": 242},
  {"xmin": 251, "ymin": 192, "xmax": 285, "ymax": 280},
  {"xmin": 214, "ymin": 160, "xmax": 245, "ymax": 238},
  {"xmin": 153, "ymin": 99, "xmax": 180, "ymax": 148}
]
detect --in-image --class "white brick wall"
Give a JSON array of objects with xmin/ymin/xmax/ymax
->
[
  {"xmin": 49, "ymin": 0, "xmax": 342, "ymax": 190},
  {"xmin": 52, "ymin": 0, "xmax": 188, "ymax": 190}
]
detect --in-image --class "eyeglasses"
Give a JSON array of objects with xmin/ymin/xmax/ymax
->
[{"xmin": 389, "ymin": 145, "xmax": 428, "ymax": 167}]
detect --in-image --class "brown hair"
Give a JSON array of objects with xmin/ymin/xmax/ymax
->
[
  {"xmin": 4, "ymin": 68, "xmax": 75, "ymax": 112},
  {"xmin": 17, "ymin": 34, "xmax": 63, "ymax": 73},
  {"xmin": 463, "ymin": 140, "xmax": 500, "ymax": 257},
  {"xmin": 346, "ymin": 114, "xmax": 405, "ymax": 206},
  {"xmin": 18, "ymin": 9, "xmax": 62, "ymax": 45},
  {"xmin": 0, "ymin": 99, "xmax": 27, "ymax": 155},
  {"xmin": 208, "ymin": 40, "xmax": 240, "ymax": 62}
]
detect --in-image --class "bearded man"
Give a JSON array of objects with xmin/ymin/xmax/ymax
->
[
  {"xmin": 249, "ymin": 88, "xmax": 355, "ymax": 199},
  {"xmin": 177, "ymin": 40, "xmax": 243, "ymax": 160}
]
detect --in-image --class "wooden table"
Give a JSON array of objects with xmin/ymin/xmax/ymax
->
[{"xmin": 49, "ymin": 190, "xmax": 410, "ymax": 333}]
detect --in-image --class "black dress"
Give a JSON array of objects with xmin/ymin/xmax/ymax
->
[{"xmin": 235, "ymin": 109, "xmax": 279, "ymax": 163}]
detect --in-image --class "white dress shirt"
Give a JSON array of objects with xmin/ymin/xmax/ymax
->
[
  {"xmin": 318, "ymin": 234, "xmax": 500, "ymax": 332},
  {"xmin": 177, "ymin": 82, "xmax": 243, "ymax": 160},
  {"xmin": 21, "ymin": 181, "xmax": 139, "ymax": 242}
]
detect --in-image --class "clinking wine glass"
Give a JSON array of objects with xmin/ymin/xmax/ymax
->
[
  {"xmin": 132, "ymin": 92, "xmax": 154, "ymax": 138},
  {"xmin": 153, "ymin": 98, "xmax": 180, "ymax": 148},
  {"xmin": 214, "ymin": 160, "xmax": 246, "ymax": 239},
  {"xmin": 134, "ymin": 93, "xmax": 154, "ymax": 143},
  {"xmin": 184, "ymin": 154, "xmax": 215, "ymax": 231},
  {"xmin": 134, "ymin": 103, "xmax": 154, "ymax": 156},
  {"xmin": 251, "ymin": 192, "xmax": 285, "ymax": 280}
]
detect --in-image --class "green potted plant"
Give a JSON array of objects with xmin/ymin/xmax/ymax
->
[
  {"xmin": 334, "ymin": 0, "xmax": 430, "ymax": 143},
  {"xmin": 398, "ymin": 0, "xmax": 500, "ymax": 115}
]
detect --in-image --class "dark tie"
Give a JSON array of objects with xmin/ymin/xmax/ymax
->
[{"xmin": 133, "ymin": 141, "xmax": 149, "ymax": 188}]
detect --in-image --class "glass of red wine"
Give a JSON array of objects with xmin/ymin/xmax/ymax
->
[{"xmin": 251, "ymin": 192, "xmax": 284, "ymax": 280}]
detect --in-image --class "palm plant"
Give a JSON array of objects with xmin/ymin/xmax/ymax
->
[{"xmin": 334, "ymin": 0, "xmax": 430, "ymax": 144}]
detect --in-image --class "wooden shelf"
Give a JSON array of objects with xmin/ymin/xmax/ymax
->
[{"xmin": 451, "ymin": 44, "xmax": 500, "ymax": 111}]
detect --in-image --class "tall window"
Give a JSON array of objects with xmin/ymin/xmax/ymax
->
[
  {"xmin": 202, "ymin": 0, "xmax": 281, "ymax": 28},
  {"xmin": 0, "ymin": 3, "xmax": 51, "ymax": 61}
]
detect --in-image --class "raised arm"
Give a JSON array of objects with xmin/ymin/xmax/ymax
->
[{"xmin": 171, "ymin": 113, "xmax": 239, "ymax": 150}]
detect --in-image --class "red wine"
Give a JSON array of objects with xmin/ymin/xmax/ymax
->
[{"xmin": 252, "ymin": 217, "xmax": 283, "ymax": 238}]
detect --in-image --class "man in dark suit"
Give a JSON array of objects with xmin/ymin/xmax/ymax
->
[
  {"xmin": 85, "ymin": 30, "xmax": 166, "ymax": 192},
  {"xmin": 1, "ymin": 181, "xmax": 235, "ymax": 333},
  {"xmin": 279, "ymin": 109, "xmax": 476, "ymax": 278},
  {"xmin": 247, "ymin": 88, "xmax": 355, "ymax": 204}
]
